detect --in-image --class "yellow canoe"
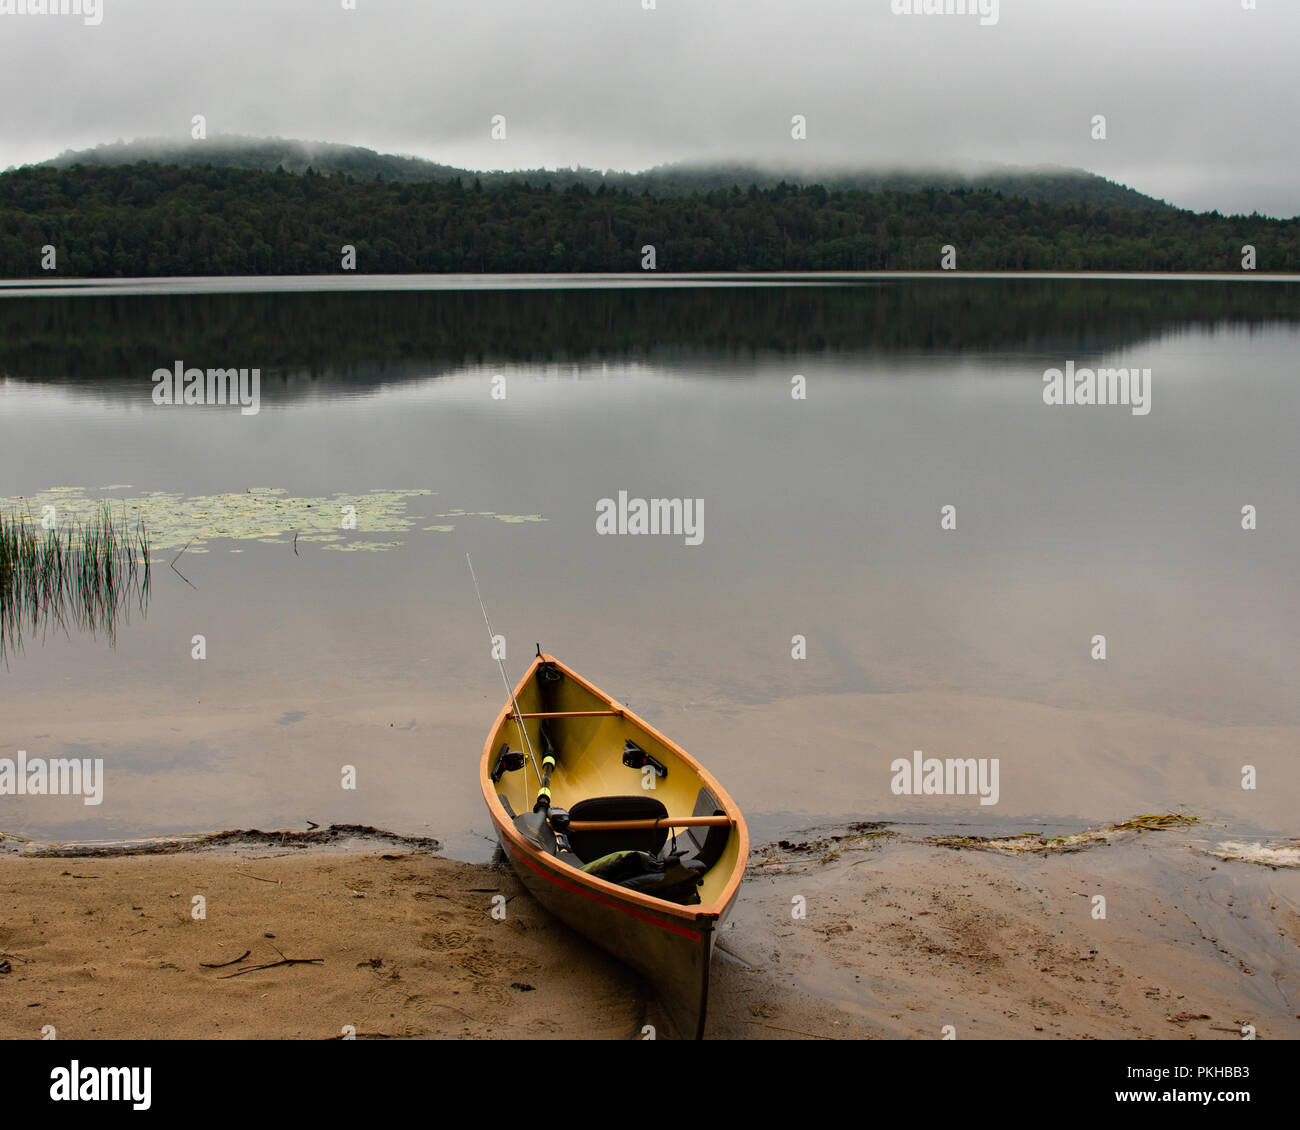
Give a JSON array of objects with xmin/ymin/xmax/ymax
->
[{"xmin": 480, "ymin": 653, "xmax": 748, "ymax": 1039}]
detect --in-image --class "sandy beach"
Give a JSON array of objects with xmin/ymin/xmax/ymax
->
[{"xmin": 2, "ymin": 820, "xmax": 1296, "ymax": 1040}]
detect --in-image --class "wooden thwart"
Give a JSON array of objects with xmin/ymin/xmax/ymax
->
[
  {"xmin": 509, "ymin": 710, "xmax": 621, "ymax": 719},
  {"xmin": 566, "ymin": 815, "xmax": 734, "ymax": 832}
]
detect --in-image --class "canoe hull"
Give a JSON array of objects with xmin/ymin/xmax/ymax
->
[{"xmin": 491, "ymin": 806, "xmax": 737, "ymax": 1039}]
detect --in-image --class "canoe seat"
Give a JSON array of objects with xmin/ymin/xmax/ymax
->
[{"xmin": 566, "ymin": 795, "xmax": 669, "ymax": 862}]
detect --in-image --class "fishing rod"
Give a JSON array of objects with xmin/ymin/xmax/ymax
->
[{"xmin": 466, "ymin": 553, "xmax": 541, "ymax": 788}]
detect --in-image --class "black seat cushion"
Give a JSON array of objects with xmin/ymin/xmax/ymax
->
[
  {"xmin": 567, "ymin": 795, "xmax": 669, "ymax": 862},
  {"xmin": 582, "ymin": 848, "xmax": 706, "ymax": 899},
  {"xmin": 682, "ymin": 787, "xmax": 730, "ymax": 872}
]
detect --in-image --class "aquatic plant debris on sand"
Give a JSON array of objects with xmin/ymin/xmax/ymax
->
[
  {"xmin": 926, "ymin": 812, "xmax": 1199, "ymax": 854},
  {"xmin": 0, "ymin": 488, "xmax": 546, "ymax": 554},
  {"xmin": 0, "ymin": 823, "xmax": 442, "ymax": 858},
  {"xmin": 747, "ymin": 814, "xmax": 1203, "ymax": 871},
  {"xmin": 749, "ymin": 823, "xmax": 896, "ymax": 872},
  {"xmin": 1207, "ymin": 840, "xmax": 1300, "ymax": 869}
]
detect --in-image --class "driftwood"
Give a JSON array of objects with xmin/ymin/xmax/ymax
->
[
  {"xmin": 216, "ymin": 944, "xmax": 323, "ymax": 979},
  {"xmin": 199, "ymin": 950, "xmax": 252, "ymax": 969},
  {"xmin": 746, "ymin": 1020, "xmax": 838, "ymax": 1040}
]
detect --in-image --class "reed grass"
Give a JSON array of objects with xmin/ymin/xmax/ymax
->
[{"xmin": 0, "ymin": 502, "xmax": 150, "ymax": 662}]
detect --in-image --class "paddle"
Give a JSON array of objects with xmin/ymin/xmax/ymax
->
[{"xmin": 532, "ymin": 725, "xmax": 559, "ymax": 814}]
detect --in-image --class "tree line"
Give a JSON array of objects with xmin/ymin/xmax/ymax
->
[{"xmin": 1, "ymin": 162, "xmax": 1295, "ymax": 277}]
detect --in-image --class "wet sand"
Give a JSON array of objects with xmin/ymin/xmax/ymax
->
[
  {"xmin": 1, "ymin": 823, "xmax": 1296, "ymax": 1040},
  {"xmin": 7, "ymin": 684, "xmax": 1299, "ymax": 861},
  {"xmin": 720, "ymin": 824, "xmax": 1300, "ymax": 1040}
]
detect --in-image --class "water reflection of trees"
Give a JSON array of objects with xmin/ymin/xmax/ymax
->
[{"xmin": 1, "ymin": 281, "xmax": 1297, "ymax": 392}]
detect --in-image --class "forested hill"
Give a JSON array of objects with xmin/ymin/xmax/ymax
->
[
  {"xmin": 1, "ymin": 162, "xmax": 1295, "ymax": 277},
  {"xmin": 604, "ymin": 162, "xmax": 1173, "ymax": 211},
  {"xmin": 39, "ymin": 136, "xmax": 1172, "ymax": 211}
]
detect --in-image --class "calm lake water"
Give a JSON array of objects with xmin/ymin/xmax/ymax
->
[{"xmin": 2, "ymin": 276, "xmax": 1298, "ymax": 858}]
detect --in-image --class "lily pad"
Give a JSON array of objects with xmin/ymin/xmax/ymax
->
[{"xmin": 1, "ymin": 487, "xmax": 546, "ymax": 555}]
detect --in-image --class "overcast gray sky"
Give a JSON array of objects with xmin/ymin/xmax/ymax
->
[{"xmin": 1, "ymin": 0, "xmax": 1295, "ymax": 216}]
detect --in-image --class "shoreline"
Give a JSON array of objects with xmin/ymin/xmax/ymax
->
[
  {"xmin": 3, "ymin": 271, "xmax": 1300, "ymax": 301},
  {"xmin": 0, "ymin": 823, "xmax": 444, "ymax": 860},
  {"xmin": 2, "ymin": 817, "xmax": 1296, "ymax": 1040}
]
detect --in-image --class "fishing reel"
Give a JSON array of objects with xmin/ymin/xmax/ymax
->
[
  {"xmin": 490, "ymin": 743, "xmax": 527, "ymax": 783},
  {"xmin": 622, "ymin": 739, "xmax": 667, "ymax": 779}
]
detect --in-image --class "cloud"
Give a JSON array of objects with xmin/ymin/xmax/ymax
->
[{"xmin": 1, "ymin": 0, "xmax": 1294, "ymax": 216}]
